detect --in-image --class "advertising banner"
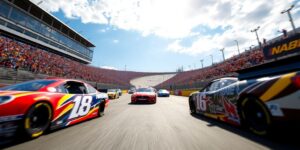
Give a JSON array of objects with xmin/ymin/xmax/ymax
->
[{"xmin": 263, "ymin": 34, "xmax": 300, "ymax": 60}]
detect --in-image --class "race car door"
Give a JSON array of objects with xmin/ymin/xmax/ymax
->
[
  {"xmin": 195, "ymin": 80, "xmax": 222, "ymax": 114},
  {"xmin": 56, "ymin": 81, "xmax": 94, "ymax": 123}
]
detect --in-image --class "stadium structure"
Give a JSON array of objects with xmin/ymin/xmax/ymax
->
[
  {"xmin": 0, "ymin": 0, "xmax": 171, "ymax": 89},
  {"xmin": 0, "ymin": 0, "xmax": 94, "ymax": 64}
]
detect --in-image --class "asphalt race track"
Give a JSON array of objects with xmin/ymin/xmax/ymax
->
[{"xmin": 2, "ymin": 94, "xmax": 300, "ymax": 150}]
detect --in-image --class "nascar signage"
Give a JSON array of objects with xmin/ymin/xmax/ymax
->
[{"xmin": 263, "ymin": 34, "xmax": 300, "ymax": 60}]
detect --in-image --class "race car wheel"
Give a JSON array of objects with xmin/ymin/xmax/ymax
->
[
  {"xmin": 24, "ymin": 102, "xmax": 52, "ymax": 138},
  {"xmin": 98, "ymin": 101, "xmax": 105, "ymax": 117},
  {"xmin": 240, "ymin": 97, "xmax": 272, "ymax": 136},
  {"xmin": 189, "ymin": 97, "xmax": 196, "ymax": 114}
]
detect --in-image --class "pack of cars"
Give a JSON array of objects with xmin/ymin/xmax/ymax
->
[{"xmin": 0, "ymin": 79, "xmax": 109, "ymax": 139}]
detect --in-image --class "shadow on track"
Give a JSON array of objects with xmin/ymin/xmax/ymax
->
[
  {"xmin": 190, "ymin": 113, "xmax": 300, "ymax": 150},
  {"xmin": 0, "ymin": 115, "xmax": 104, "ymax": 149},
  {"xmin": 128, "ymin": 102, "xmax": 155, "ymax": 105}
]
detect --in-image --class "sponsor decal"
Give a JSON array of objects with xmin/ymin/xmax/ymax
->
[
  {"xmin": 263, "ymin": 34, "xmax": 300, "ymax": 60},
  {"xmin": 266, "ymin": 103, "xmax": 284, "ymax": 117}
]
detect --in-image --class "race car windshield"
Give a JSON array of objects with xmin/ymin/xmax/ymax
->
[
  {"xmin": 159, "ymin": 89, "xmax": 168, "ymax": 92},
  {"xmin": 108, "ymin": 89, "xmax": 116, "ymax": 92},
  {"xmin": 136, "ymin": 88, "xmax": 153, "ymax": 92},
  {"xmin": 0, "ymin": 80, "xmax": 56, "ymax": 91}
]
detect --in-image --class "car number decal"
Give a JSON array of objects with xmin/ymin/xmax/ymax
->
[
  {"xmin": 69, "ymin": 96, "xmax": 93, "ymax": 119},
  {"xmin": 196, "ymin": 93, "xmax": 207, "ymax": 111}
]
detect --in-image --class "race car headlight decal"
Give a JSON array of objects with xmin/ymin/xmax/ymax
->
[{"xmin": 0, "ymin": 96, "xmax": 14, "ymax": 105}]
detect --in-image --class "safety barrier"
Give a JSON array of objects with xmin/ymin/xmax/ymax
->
[{"xmin": 171, "ymin": 89, "xmax": 199, "ymax": 97}]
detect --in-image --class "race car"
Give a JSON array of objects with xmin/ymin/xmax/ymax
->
[
  {"xmin": 131, "ymin": 88, "xmax": 156, "ymax": 104},
  {"xmin": 107, "ymin": 89, "xmax": 119, "ymax": 99},
  {"xmin": 0, "ymin": 79, "xmax": 109, "ymax": 139},
  {"xmin": 189, "ymin": 72, "xmax": 300, "ymax": 136},
  {"xmin": 128, "ymin": 87, "xmax": 136, "ymax": 94},
  {"xmin": 157, "ymin": 89, "xmax": 170, "ymax": 97},
  {"xmin": 117, "ymin": 89, "xmax": 122, "ymax": 96}
]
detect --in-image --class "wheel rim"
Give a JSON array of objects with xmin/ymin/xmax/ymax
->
[
  {"xmin": 25, "ymin": 103, "xmax": 51, "ymax": 137},
  {"xmin": 29, "ymin": 106, "xmax": 50, "ymax": 131},
  {"xmin": 242, "ymin": 99, "xmax": 270, "ymax": 134}
]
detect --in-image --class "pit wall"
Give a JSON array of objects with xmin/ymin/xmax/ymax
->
[{"xmin": 170, "ymin": 89, "xmax": 199, "ymax": 97}]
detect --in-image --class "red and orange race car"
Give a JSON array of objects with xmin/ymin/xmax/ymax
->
[
  {"xmin": 131, "ymin": 88, "xmax": 157, "ymax": 104},
  {"xmin": 0, "ymin": 79, "xmax": 109, "ymax": 139}
]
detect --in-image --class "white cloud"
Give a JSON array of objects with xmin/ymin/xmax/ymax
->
[
  {"xmin": 100, "ymin": 66, "xmax": 118, "ymax": 70},
  {"xmin": 113, "ymin": 39, "xmax": 119, "ymax": 43},
  {"xmin": 30, "ymin": 0, "xmax": 299, "ymax": 56}
]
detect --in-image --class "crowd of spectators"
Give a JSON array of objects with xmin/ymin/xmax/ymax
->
[
  {"xmin": 0, "ymin": 35, "xmax": 153, "ymax": 86},
  {"xmin": 157, "ymin": 47, "xmax": 264, "ymax": 89}
]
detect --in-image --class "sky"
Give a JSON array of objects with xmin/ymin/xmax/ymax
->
[{"xmin": 30, "ymin": 0, "xmax": 300, "ymax": 72}]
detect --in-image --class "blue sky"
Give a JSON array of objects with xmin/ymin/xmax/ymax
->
[{"xmin": 32, "ymin": 0, "xmax": 300, "ymax": 72}]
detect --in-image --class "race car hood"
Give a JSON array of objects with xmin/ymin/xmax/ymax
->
[
  {"xmin": 133, "ymin": 92, "xmax": 156, "ymax": 96},
  {"xmin": 0, "ymin": 91, "xmax": 41, "ymax": 97}
]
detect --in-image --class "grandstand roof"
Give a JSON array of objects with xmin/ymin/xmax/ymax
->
[{"xmin": 8, "ymin": 0, "xmax": 95, "ymax": 48}]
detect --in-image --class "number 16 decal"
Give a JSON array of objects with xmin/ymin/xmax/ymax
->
[
  {"xmin": 69, "ymin": 96, "xmax": 93, "ymax": 119},
  {"xmin": 196, "ymin": 93, "xmax": 207, "ymax": 111}
]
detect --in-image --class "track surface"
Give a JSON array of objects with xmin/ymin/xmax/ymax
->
[{"xmin": 3, "ymin": 94, "xmax": 300, "ymax": 150}]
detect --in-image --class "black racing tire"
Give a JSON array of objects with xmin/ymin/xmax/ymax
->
[
  {"xmin": 189, "ymin": 97, "xmax": 196, "ymax": 114},
  {"xmin": 239, "ymin": 97, "xmax": 272, "ymax": 136},
  {"xmin": 98, "ymin": 101, "xmax": 105, "ymax": 117},
  {"xmin": 23, "ymin": 102, "xmax": 52, "ymax": 138}
]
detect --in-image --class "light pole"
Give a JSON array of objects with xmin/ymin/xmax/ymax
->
[
  {"xmin": 210, "ymin": 55, "xmax": 214, "ymax": 65},
  {"xmin": 251, "ymin": 26, "xmax": 261, "ymax": 48},
  {"xmin": 281, "ymin": 4, "xmax": 296, "ymax": 33},
  {"xmin": 234, "ymin": 40, "xmax": 240, "ymax": 54},
  {"xmin": 220, "ymin": 48, "xmax": 225, "ymax": 61},
  {"xmin": 200, "ymin": 59, "xmax": 204, "ymax": 68}
]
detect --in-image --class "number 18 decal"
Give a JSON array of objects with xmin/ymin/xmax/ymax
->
[
  {"xmin": 196, "ymin": 93, "xmax": 207, "ymax": 111},
  {"xmin": 69, "ymin": 96, "xmax": 93, "ymax": 119}
]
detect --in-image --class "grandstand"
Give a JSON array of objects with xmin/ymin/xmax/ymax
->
[
  {"xmin": 156, "ymin": 31, "xmax": 299, "ymax": 90},
  {"xmin": 0, "ymin": 0, "xmax": 164, "ymax": 88}
]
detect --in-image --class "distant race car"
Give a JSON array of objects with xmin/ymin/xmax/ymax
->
[
  {"xmin": 107, "ymin": 89, "xmax": 119, "ymax": 99},
  {"xmin": 131, "ymin": 88, "xmax": 157, "ymax": 104},
  {"xmin": 0, "ymin": 79, "xmax": 109, "ymax": 139},
  {"xmin": 117, "ymin": 89, "xmax": 122, "ymax": 96},
  {"xmin": 189, "ymin": 72, "xmax": 300, "ymax": 136},
  {"xmin": 128, "ymin": 88, "xmax": 136, "ymax": 94},
  {"xmin": 157, "ymin": 89, "xmax": 170, "ymax": 97}
]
